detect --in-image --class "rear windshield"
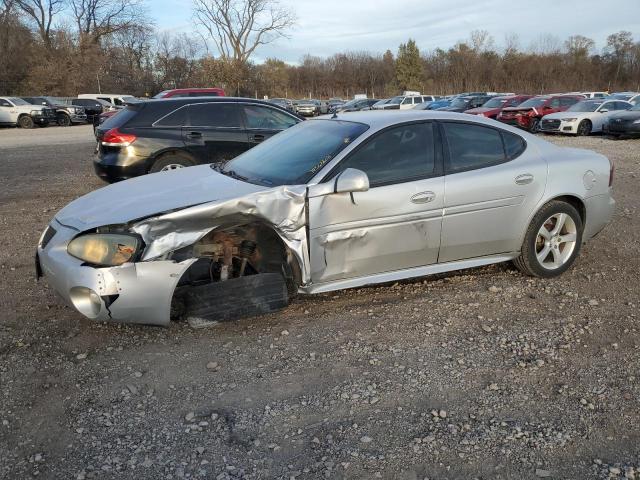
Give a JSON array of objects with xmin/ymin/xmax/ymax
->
[{"xmin": 100, "ymin": 106, "xmax": 138, "ymax": 129}]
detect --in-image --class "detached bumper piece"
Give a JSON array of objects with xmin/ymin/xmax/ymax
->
[{"xmin": 184, "ymin": 273, "xmax": 288, "ymax": 322}]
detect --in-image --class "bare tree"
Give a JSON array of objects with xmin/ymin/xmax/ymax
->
[
  {"xmin": 70, "ymin": 0, "xmax": 147, "ymax": 45},
  {"xmin": 193, "ymin": 0, "xmax": 295, "ymax": 63},
  {"xmin": 13, "ymin": 0, "xmax": 64, "ymax": 47}
]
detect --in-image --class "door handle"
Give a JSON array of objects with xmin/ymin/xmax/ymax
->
[
  {"xmin": 250, "ymin": 134, "xmax": 265, "ymax": 143},
  {"xmin": 410, "ymin": 191, "xmax": 436, "ymax": 204},
  {"xmin": 186, "ymin": 131, "xmax": 202, "ymax": 139},
  {"xmin": 515, "ymin": 173, "xmax": 534, "ymax": 185}
]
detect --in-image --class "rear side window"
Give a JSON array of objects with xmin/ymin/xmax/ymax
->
[
  {"xmin": 243, "ymin": 105, "xmax": 297, "ymax": 130},
  {"xmin": 414, "ymin": 96, "xmax": 423, "ymax": 104},
  {"xmin": 549, "ymin": 98, "xmax": 561, "ymax": 108},
  {"xmin": 187, "ymin": 103, "xmax": 241, "ymax": 128},
  {"xmin": 502, "ymin": 131, "xmax": 526, "ymax": 159},
  {"xmin": 443, "ymin": 122, "xmax": 505, "ymax": 173},
  {"xmin": 333, "ymin": 122, "xmax": 436, "ymax": 186},
  {"xmin": 155, "ymin": 107, "xmax": 188, "ymax": 126}
]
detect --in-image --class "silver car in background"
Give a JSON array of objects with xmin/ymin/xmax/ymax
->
[{"xmin": 36, "ymin": 111, "xmax": 615, "ymax": 326}]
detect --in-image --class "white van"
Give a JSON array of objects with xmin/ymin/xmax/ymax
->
[{"xmin": 78, "ymin": 93, "xmax": 137, "ymax": 108}]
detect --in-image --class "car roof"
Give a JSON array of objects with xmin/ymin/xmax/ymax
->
[
  {"xmin": 316, "ymin": 110, "xmax": 524, "ymax": 131},
  {"xmin": 145, "ymin": 96, "xmax": 281, "ymax": 106}
]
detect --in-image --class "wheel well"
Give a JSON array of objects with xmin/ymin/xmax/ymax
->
[{"xmin": 552, "ymin": 195, "xmax": 586, "ymax": 223}]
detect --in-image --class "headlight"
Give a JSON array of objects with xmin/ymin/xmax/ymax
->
[
  {"xmin": 633, "ymin": 119, "xmax": 640, "ymax": 124},
  {"xmin": 562, "ymin": 118, "xmax": 578, "ymax": 122},
  {"xmin": 67, "ymin": 233, "xmax": 141, "ymax": 266}
]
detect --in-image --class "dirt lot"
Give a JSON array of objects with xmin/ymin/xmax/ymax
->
[{"xmin": 0, "ymin": 126, "xmax": 639, "ymax": 480}]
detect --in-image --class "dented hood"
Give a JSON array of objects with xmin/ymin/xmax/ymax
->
[{"xmin": 55, "ymin": 165, "xmax": 267, "ymax": 231}]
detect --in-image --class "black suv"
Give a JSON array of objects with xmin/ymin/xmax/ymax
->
[
  {"xmin": 71, "ymin": 98, "xmax": 112, "ymax": 123},
  {"xmin": 94, "ymin": 97, "xmax": 302, "ymax": 183},
  {"xmin": 436, "ymin": 95, "xmax": 497, "ymax": 113}
]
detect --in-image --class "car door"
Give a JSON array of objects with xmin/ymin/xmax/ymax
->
[
  {"xmin": 241, "ymin": 104, "xmax": 299, "ymax": 147},
  {"xmin": 439, "ymin": 121, "xmax": 547, "ymax": 263},
  {"xmin": 0, "ymin": 98, "xmax": 13, "ymax": 123},
  {"xmin": 181, "ymin": 103, "xmax": 248, "ymax": 164},
  {"xmin": 400, "ymin": 97, "xmax": 414, "ymax": 110},
  {"xmin": 308, "ymin": 121, "xmax": 445, "ymax": 284}
]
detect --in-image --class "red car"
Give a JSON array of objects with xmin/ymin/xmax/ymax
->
[
  {"xmin": 465, "ymin": 94, "xmax": 533, "ymax": 119},
  {"xmin": 497, "ymin": 94, "xmax": 584, "ymax": 132},
  {"xmin": 152, "ymin": 88, "xmax": 226, "ymax": 99}
]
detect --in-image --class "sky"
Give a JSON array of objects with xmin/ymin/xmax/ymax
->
[{"xmin": 153, "ymin": 0, "xmax": 640, "ymax": 63}]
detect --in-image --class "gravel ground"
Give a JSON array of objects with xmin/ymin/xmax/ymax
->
[{"xmin": 0, "ymin": 128, "xmax": 639, "ymax": 480}]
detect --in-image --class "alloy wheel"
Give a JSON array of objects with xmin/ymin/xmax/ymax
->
[
  {"xmin": 535, "ymin": 213, "xmax": 578, "ymax": 270},
  {"xmin": 160, "ymin": 164, "xmax": 185, "ymax": 172}
]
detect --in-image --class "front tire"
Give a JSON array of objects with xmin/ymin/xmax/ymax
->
[
  {"xmin": 529, "ymin": 117, "xmax": 540, "ymax": 133},
  {"xmin": 577, "ymin": 119, "xmax": 592, "ymax": 136},
  {"xmin": 57, "ymin": 113, "xmax": 71, "ymax": 127},
  {"xmin": 514, "ymin": 200, "xmax": 583, "ymax": 278},
  {"xmin": 17, "ymin": 115, "xmax": 34, "ymax": 129},
  {"xmin": 149, "ymin": 152, "xmax": 197, "ymax": 173}
]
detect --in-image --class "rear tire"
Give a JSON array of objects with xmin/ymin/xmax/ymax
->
[
  {"xmin": 577, "ymin": 119, "xmax": 592, "ymax": 136},
  {"xmin": 149, "ymin": 152, "xmax": 197, "ymax": 173},
  {"xmin": 17, "ymin": 115, "xmax": 34, "ymax": 129},
  {"xmin": 513, "ymin": 200, "xmax": 583, "ymax": 278}
]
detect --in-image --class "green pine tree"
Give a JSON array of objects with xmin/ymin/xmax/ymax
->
[{"xmin": 396, "ymin": 39, "xmax": 422, "ymax": 91}]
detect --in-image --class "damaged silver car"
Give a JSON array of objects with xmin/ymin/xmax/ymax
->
[{"xmin": 36, "ymin": 111, "xmax": 615, "ymax": 326}]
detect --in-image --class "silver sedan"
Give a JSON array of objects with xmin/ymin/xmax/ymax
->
[{"xmin": 36, "ymin": 111, "xmax": 615, "ymax": 326}]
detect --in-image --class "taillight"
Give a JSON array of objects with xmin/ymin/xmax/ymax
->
[
  {"xmin": 609, "ymin": 158, "xmax": 615, "ymax": 187},
  {"xmin": 101, "ymin": 128, "xmax": 136, "ymax": 147}
]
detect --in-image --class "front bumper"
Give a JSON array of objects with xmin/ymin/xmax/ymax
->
[
  {"xmin": 604, "ymin": 120, "xmax": 640, "ymax": 136},
  {"xmin": 37, "ymin": 220, "xmax": 195, "ymax": 325},
  {"xmin": 297, "ymin": 108, "xmax": 317, "ymax": 116},
  {"xmin": 539, "ymin": 119, "xmax": 578, "ymax": 134},
  {"xmin": 69, "ymin": 113, "xmax": 88, "ymax": 123}
]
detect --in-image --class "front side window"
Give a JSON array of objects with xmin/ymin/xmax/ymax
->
[
  {"xmin": 187, "ymin": 103, "xmax": 242, "ymax": 128},
  {"xmin": 0, "ymin": 98, "xmax": 12, "ymax": 107},
  {"xmin": 414, "ymin": 96, "xmax": 423, "ymax": 104},
  {"xmin": 243, "ymin": 105, "xmax": 297, "ymax": 130},
  {"xmin": 549, "ymin": 98, "xmax": 562, "ymax": 108},
  {"xmin": 443, "ymin": 122, "xmax": 506, "ymax": 173},
  {"xmin": 331, "ymin": 122, "xmax": 436, "ymax": 187}
]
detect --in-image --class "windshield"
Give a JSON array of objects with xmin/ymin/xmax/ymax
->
[
  {"xmin": 450, "ymin": 98, "xmax": 471, "ymax": 108},
  {"xmin": 482, "ymin": 97, "xmax": 507, "ymax": 108},
  {"xmin": 221, "ymin": 120, "xmax": 369, "ymax": 186},
  {"xmin": 518, "ymin": 97, "xmax": 548, "ymax": 108},
  {"xmin": 567, "ymin": 101, "xmax": 602, "ymax": 112},
  {"xmin": 387, "ymin": 96, "xmax": 403, "ymax": 105},
  {"xmin": 9, "ymin": 97, "xmax": 29, "ymax": 106}
]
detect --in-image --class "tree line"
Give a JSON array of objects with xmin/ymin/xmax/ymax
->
[{"xmin": 2, "ymin": 0, "xmax": 640, "ymax": 99}]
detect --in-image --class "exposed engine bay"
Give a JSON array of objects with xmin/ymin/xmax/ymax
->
[{"xmin": 169, "ymin": 223, "xmax": 299, "ymax": 321}]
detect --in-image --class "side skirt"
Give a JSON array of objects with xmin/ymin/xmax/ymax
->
[{"xmin": 300, "ymin": 253, "xmax": 518, "ymax": 295}]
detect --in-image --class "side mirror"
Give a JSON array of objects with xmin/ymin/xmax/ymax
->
[
  {"xmin": 335, "ymin": 168, "xmax": 369, "ymax": 193},
  {"xmin": 599, "ymin": 108, "xmax": 609, "ymax": 113},
  {"xmin": 307, "ymin": 168, "xmax": 370, "ymax": 198}
]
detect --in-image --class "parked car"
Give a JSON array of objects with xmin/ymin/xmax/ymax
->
[
  {"xmin": 497, "ymin": 95, "xmax": 583, "ymax": 132},
  {"xmin": 268, "ymin": 98, "xmax": 295, "ymax": 112},
  {"xmin": 71, "ymin": 98, "xmax": 112, "ymax": 120},
  {"xmin": 372, "ymin": 94, "xmax": 434, "ymax": 110},
  {"xmin": 36, "ymin": 111, "xmax": 615, "ymax": 325},
  {"xmin": 22, "ymin": 96, "xmax": 87, "ymax": 126},
  {"xmin": 464, "ymin": 95, "xmax": 534, "ymax": 118},
  {"xmin": 313, "ymin": 99, "xmax": 329, "ymax": 114},
  {"xmin": 604, "ymin": 103, "xmax": 640, "ymax": 138},
  {"xmin": 328, "ymin": 98, "xmax": 345, "ymax": 112},
  {"xmin": 93, "ymin": 97, "xmax": 301, "ymax": 182},
  {"xmin": 334, "ymin": 98, "xmax": 378, "ymax": 112},
  {"xmin": 152, "ymin": 88, "xmax": 225, "ymax": 98},
  {"xmin": 609, "ymin": 92, "xmax": 640, "ymax": 105},
  {"xmin": 295, "ymin": 99, "xmax": 320, "ymax": 116},
  {"xmin": 578, "ymin": 91, "xmax": 609, "ymax": 99},
  {"xmin": 370, "ymin": 98, "xmax": 391, "ymax": 109},
  {"xmin": 436, "ymin": 94, "xmax": 497, "ymax": 113},
  {"xmin": 0, "ymin": 96, "xmax": 56, "ymax": 128},
  {"xmin": 540, "ymin": 99, "xmax": 632, "ymax": 135},
  {"xmin": 78, "ymin": 93, "xmax": 137, "ymax": 107}
]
